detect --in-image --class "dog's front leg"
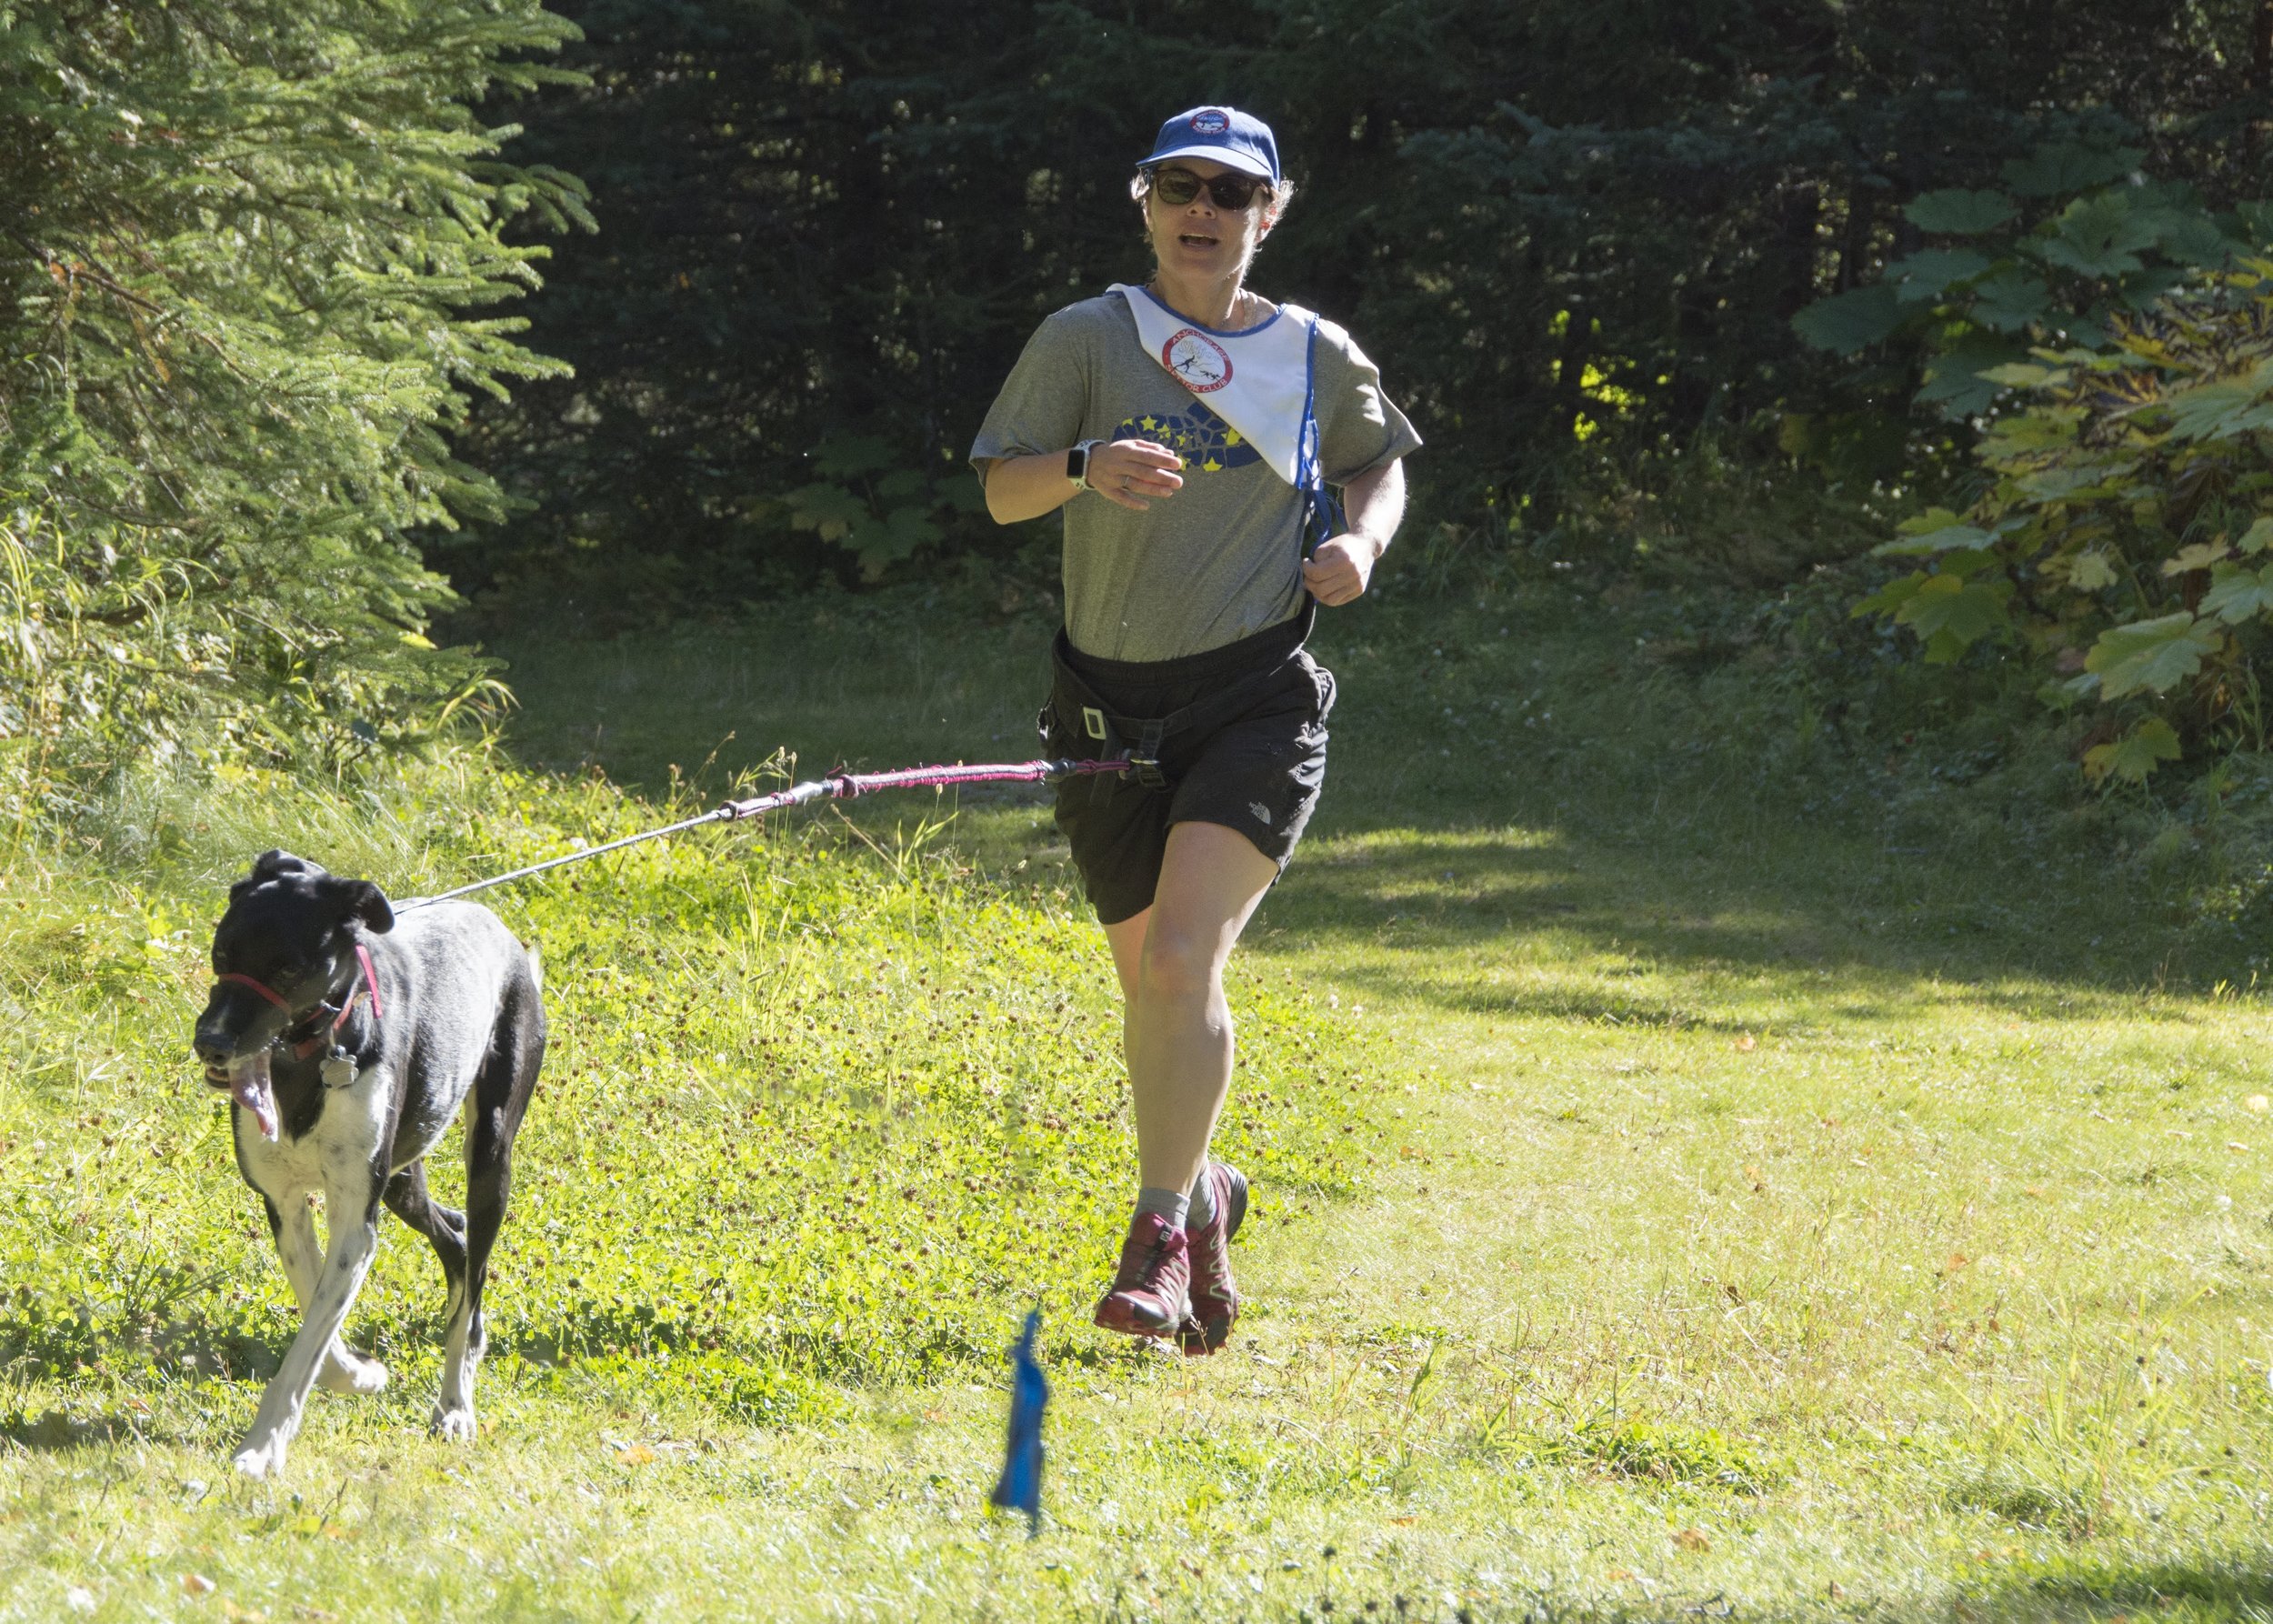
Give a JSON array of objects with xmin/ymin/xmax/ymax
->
[
  {"xmin": 266, "ymin": 1195, "xmax": 392, "ymax": 1396},
  {"xmin": 233, "ymin": 1176, "xmax": 384, "ymax": 1480}
]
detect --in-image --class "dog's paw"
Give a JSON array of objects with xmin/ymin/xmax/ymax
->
[
  {"xmin": 315, "ymin": 1348, "xmax": 390, "ymax": 1395},
  {"xmin": 232, "ymin": 1436, "xmax": 287, "ymax": 1480},
  {"xmin": 429, "ymin": 1404, "xmax": 477, "ymax": 1444}
]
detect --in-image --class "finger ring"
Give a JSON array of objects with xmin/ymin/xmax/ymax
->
[{"xmin": 1121, "ymin": 476, "xmax": 1132, "ymax": 491}]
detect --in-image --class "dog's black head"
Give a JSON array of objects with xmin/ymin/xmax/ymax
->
[{"xmin": 192, "ymin": 849, "xmax": 394, "ymax": 1081}]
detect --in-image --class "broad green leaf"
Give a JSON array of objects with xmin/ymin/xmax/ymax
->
[
  {"xmin": 2160, "ymin": 360, "xmax": 2273, "ymax": 441},
  {"xmin": 2066, "ymin": 551, "xmax": 2118, "ymax": 590},
  {"xmin": 1979, "ymin": 362, "xmax": 2064, "ymax": 388},
  {"xmin": 2015, "ymin": 464, "xmax": 2123, "ymax": 502},
  {"xmin": 2084, "ymin": 612, "xmax": 2218, "ymax": 698},
  {"xmin": 2240, "ymin": 516, "xmax": 2273, "ymax": 555},
  {"xmin": 2200, "ymin": 561, "xmax": 2273, "ymax": 623},
  {"xmin": 1791, "ymin": 284, "xmax": 1906, "ymax": 355},
  {"xmin": 786, "ymin": 482, "xmax": 868, "ymax": 542},
  {"xmin": 1968, "ymin": 270, "xmax": 2054, "ymax": 332},
  {"xmin": 2160, "ymin": 541, "xmax": 2233, "ymax": 576},
  {"xmin": 1904, "ymin": 189, "xmax": 2018, "ymax": 235},
  {"xmin": 2035, "ymin": 192, "xmax": 2158, "ymax": 279},
  {"xmin": 1978, "ymin": 406, "xmax": 2083, "ymax": 461},
  {"xmin": 2083, "ymin": 717, "xmax": 2182, "ymax": 785},
  {"xmin": 1875, "ymin": 525, "xmax": 1992, "ymax": 556},
  {"xmin": 1887, "ymin": 248, "xmax": 1995, "ymax": 304},
  {"xmin": 1852, "ymin": 571, "xmax": 1927, "ymax": 619},
  {"xmin": 1917, "ymin": 334, "xmax": 2028, "ymax": 418},
  {"xmin": 2000, "ymin": 143, "xmax": 2144, "ymax": 198},
  {"xmin": 2137, "ymin": 206, "xmax": 2241, "ymax": 266},
  {"xmin": 1894, "ymin": 574, "xmax": 2010, "ymax": 663}
]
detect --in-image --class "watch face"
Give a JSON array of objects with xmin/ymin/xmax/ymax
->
[{"xmin": 1067, "ymin": 445, "xmax": 1088, "ymax": 482}]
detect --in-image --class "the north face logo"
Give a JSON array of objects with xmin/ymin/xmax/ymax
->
[{"xmin": 1249, "ymin": 801, "xmax": 1273, "ymax": 826}]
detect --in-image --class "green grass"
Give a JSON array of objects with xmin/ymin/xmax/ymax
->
[{"xmin": 5, "ymin": 575, "xmax": 2273, "ymax": 1620}]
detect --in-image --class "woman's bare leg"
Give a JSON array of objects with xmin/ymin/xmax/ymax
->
[{"xmin": 1106, "ymin": 820, "xmax": 1280, "ymax": 1195}]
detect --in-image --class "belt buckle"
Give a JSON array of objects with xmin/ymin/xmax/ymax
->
[{"xmin": 1082, "ymin": 705, "xmax": 1107, "ymax": 741}]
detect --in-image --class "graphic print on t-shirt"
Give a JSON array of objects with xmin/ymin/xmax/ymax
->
[{"xmin": 1113, "ymin": 400, "xmax": 1264, "ymax": 474}]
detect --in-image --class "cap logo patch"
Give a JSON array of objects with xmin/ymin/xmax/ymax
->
[
  {"xmin": 1161, "ymin": 328, "xmax": 1233, "ymax": 394},
  {"xmin": 1188, "ymin": 109, "xmax": 1232, "ymax": 136}
]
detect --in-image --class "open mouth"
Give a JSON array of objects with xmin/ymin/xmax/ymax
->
[
  {"xmin": 1177, "ymin": 232, "xmax": 1219, "ymax": 248},
  {"xmin": 212, "ymin": 1048, "xmax": 279, "ymax": 1141}
]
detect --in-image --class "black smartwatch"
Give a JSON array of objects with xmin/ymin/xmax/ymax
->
[{"xmin": 1066, "ymin": 439, "xmax": 1103, "ymax": 491}]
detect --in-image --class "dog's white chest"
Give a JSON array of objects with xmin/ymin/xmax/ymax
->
[{"xmin": 237, "ymin": 1065, "xmax": 390, "ymax": 1197}]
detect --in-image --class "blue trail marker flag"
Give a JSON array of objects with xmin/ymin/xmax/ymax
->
[{"xmin": 989, "ymin": 1308, "xmax": 1047, "ymax": 1532}]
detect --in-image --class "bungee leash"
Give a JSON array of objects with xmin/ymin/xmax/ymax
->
[{"xmin": 396, "ymin": 755, "xmax": 1133, "ymax": 913}]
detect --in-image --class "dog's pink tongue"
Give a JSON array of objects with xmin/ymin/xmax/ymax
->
[{"xmin": 229, "ymin": 1049, "xmax": 278, "ymax": 1141}]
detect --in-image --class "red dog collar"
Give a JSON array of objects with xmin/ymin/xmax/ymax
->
[{"xmin": 215, "ymin": 944, "xmax": 382, "ymax": 1058}]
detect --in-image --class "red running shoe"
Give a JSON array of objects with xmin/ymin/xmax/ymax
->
[
  {"xmin": 1178, "ymin": 1161, "xmax": 1248, "ymax": 1357},
  {"xmin": 1091, "ymin": 1211, "xmax": 1191, "ymax": 1338}
]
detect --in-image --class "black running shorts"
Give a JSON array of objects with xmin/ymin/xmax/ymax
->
[{"xmin": 1039, "ymin": 613, "xmax": 1335, "ymax": 926}]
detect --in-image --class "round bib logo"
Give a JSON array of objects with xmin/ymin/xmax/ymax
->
[
  {"xmin": 1161, "ymin": 328, "xmax": 1233, "ymax": 393},
  {"xmin": 1188, "ymin": 109, "xmax": 1232, "ymax": 136}
]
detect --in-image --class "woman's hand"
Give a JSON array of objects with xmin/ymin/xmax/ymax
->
[
  {"xmin": 1301, "ymin": 533, "xmax": 1382, "ymax": 606},
  {"xmin": 1088, "ymin": 439, "xmax": 1185, "ymax": 511}
]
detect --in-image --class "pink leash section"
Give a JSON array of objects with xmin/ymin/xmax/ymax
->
[{"xmin": 397, "ymin": 756, "xmax": 1129, "ymax": 913}]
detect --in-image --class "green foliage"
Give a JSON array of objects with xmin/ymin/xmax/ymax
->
[
  {"xmin": 1852, "ymin": 258, "xmax": 2273, "ymax": 781},
  {"xmin": 0, "ymin": 0, "xmax": 589, "ymax": 806},
  {"xmin": 1796, "ymin": 135, "xmax": 2271, "ymax": 421}
]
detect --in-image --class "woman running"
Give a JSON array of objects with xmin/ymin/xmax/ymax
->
[{"xmin": 970, "ymin": 105, "xmax": 1420, "ymax": 1353}]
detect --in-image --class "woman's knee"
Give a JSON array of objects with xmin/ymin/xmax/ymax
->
[{"xmin": 1136, "ymin": 920, "xmax": 1227, "ymax": 1001}]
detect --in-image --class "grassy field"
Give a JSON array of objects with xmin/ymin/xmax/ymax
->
[{"xmin": 5, "ymin": 571, "xmax": 2273, "ymax": 1620}]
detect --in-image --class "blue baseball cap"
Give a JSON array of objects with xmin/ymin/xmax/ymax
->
[{"xmin": 1140, "ymin": 106, "xmax": 1280, "ymax": 185}]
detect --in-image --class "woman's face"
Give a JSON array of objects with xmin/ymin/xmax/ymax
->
[{"xmin": 1143, "ymin": 157, "xmax": 1273, "ymax": 284}]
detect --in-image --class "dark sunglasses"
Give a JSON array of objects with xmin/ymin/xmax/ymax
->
[{"xmin": 1145, "ymin": 165, "xmax": 1270, "ymax": 211}]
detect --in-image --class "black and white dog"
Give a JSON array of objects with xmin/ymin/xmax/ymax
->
[{"xmin": 191, "ymin": 850, "xmax": 545, "ymax": 1479}]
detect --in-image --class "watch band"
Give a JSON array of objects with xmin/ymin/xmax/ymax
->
[{"xmin": 1066, "ymin": 439, "xmax": 1103, "ymax": 490}]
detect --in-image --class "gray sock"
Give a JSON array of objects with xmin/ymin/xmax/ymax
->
[
  {"xmin": 1187, "ymin": 1161, "xmax": 1218, "ymax": 1229},
  {"xmin": 1135, "ymin": 1185, "xmax": 1189, "ymax": 1228}
]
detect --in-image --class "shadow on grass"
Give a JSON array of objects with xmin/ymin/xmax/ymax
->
[
  {"xmin": 1966, "ymin": 1559, "xmax": 2273, "ymax": 1619},
  {"xmin": 486, "ymin": 598, "xmax": 2227, "ymax": 1018},
  {"xmin": 1255, "ymin": 820, "xmax": 2178, "ymax": 1026}
]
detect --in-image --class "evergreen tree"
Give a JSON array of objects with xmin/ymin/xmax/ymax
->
[{"xmin": 0, "ymin": 0, "xmax": 588, "ymax": 802}]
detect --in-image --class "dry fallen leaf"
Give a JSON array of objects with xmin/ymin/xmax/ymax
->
[
  {"xmin": 1945, "ymin": 1251, "xmax": 1969, "ymax": 1272},
  {"xmin": 1387, "ymin": 1515, "xmax": 1417, "ymax": 1526},
  {"xmin": 1674, "ymin": 1528, "xmax": 1710, "ymax": 1554},
  {"xmin": 182, "ymin": 1572, "xmax": 215, "ymax": 1596},
  {"xmin": 1606, "ymin": 1568, "xmax": 1637, "ymax": 1583},
  {"xmin": 617, "ymin": 1442, "xmax": 656, "ymax": 1466},
  {"xmin": 1828, "ymin": 1580, "xmax": 1847, "ymax": 1600},
  {"xmin": 2023, "ymin": 1185, "xmax": 2047, "ymax": 1198},
  {"xmin": 1734, "ymin": 1034, "xmax": 1757, "ymax": 1052}
]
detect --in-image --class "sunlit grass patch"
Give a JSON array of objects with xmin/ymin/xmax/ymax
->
[{"xmin": 0, "ymin": 750, "xmax": 1388, "ymax": 1440}]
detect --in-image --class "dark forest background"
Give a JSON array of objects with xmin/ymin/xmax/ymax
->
[
  {"xmin": 8, "ymin": 0, "xmax": 2273, "ymax": 803},
  {"xmin": 437, "ymin": 0, "xmax": 2273, "ymax": 622}
]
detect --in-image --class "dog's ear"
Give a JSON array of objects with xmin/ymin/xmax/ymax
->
[{"xmin": 320, "ymin": 877, "xmax": 396, "ymax": 936}]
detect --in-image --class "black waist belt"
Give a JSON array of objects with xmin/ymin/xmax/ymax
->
[{"xmin": 1049, "ymin": 601, "xmax": 1315, "ymax": 794}]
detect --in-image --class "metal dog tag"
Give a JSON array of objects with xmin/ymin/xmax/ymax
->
[{"xmin": 321, "ymin": 1051, "xmax": 356, "ymax": 1089}]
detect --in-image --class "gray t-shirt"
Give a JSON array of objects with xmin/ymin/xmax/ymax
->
[{"xmin": 970, "ymin": 292, "xmax": 1421, "ymax": 663}]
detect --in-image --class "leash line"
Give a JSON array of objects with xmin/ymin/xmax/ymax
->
[{"xmin": 398, "ymin": 755, "xmax": 1130, "ymax": 912}]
